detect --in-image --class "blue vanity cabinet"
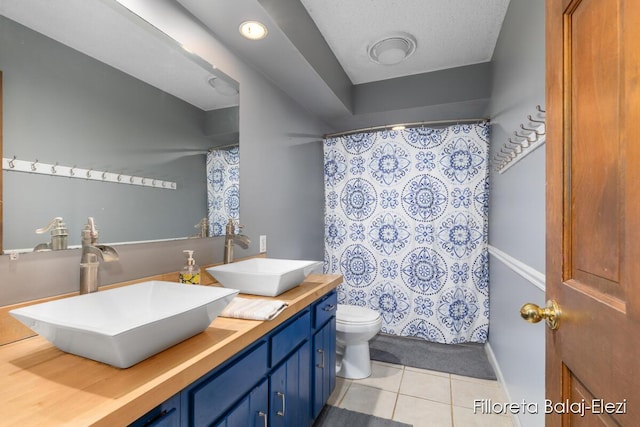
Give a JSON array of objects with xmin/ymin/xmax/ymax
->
[
  {"xmin": 269, "ymin": 340, "xmax": 311, "ymax": 427},
  {"xmin": 130, "ymin": 289, "xmax": 338, "ymax": 427},
  {"xmin": 184, "ymin": 340, "xmax": 269, "ymax": 426},
  {"xmin": 311, "ymin": 291, "xmax": 337, "ymax": 420},
  {"xmin": 312, "ymin": 317, "xmax": 336, "ymax": 419},
  {"xmin": 213, "ymin": 379, "xmax": 269, "ymax": 427}
]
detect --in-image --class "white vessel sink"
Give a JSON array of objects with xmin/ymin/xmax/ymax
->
[
  {"xmin": 10, "ymin": 281, "xmax": 238, "ymax": 368},
  {"xmin": 206, "ymin": 258, "xmax": 323, "ymax": 297}
]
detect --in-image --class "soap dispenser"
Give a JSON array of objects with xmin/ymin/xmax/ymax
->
[
  {"xmin": 35, "ymin": 217, "xmax": 69, "ymax": 251},
  {"xmin": 180, "ymin": 250, "xmax": 201, "ymax": 285}
]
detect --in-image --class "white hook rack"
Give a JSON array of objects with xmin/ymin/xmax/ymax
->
[
  {"xmin": 2, "ymin": 157, "xmax": 177, "ymax": 190},
  {"xmin": 493, "ymin": 105, "xmax": 546, "ymax": 174}
]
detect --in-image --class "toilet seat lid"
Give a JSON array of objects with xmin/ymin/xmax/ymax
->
[{"xmin": 336, "ymin": 305, "xmax": 380, "ymax": 324}]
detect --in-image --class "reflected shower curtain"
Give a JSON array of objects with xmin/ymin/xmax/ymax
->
[
  {"xmin": 206, "ymin": 147, "xmax": 240, "ymax": 236},
  {"xmin": 323, "ymin": 124, "xmax": 490, "ymax": 343}
]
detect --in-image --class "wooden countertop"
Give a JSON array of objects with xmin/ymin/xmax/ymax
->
[{"xmin": 0, "ymin": 274, "xmax": 342, "ymax": 427}]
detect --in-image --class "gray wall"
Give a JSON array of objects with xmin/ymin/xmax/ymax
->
[
  {"xmin": 0, "ymin": 8, "xmax": 327, "ymax": 305},
  {"xmin": 487, "ymin": 0, "xmax": 546, "ymax": 426}
]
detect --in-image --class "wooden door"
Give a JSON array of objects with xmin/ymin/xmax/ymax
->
[{"xmin": 546, "ymin": 0, "xmax": 640, "ymax": 425}]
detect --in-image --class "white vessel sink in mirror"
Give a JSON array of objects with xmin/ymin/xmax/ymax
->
[
  {"xmin": 9, "ymin": 281, "xmax": 238, "ymax": 368},
  {"xmin": 206, "ymin": 258, "xmax": 324, "ymax": 297}
]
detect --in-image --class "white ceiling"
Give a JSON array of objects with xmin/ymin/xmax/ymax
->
[{"xmin": 300, "ymin": 0, "xmax": 510, "ymax": 84}]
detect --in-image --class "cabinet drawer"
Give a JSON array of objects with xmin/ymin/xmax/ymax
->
[
  {"xmin": 312, "ymin": 291, "xmax": 337, "ymax": 329},
  {"xmin": 270, "ymin": 310, "xmax": 310, "ymax": 367},
  {"xmin": 190, "ymin": 341, "xmax": 268, "ymax": 427}
]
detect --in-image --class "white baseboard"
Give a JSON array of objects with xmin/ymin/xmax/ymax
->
[{"xmin": 485, "ymin": 342, "xmax": 523, "ymax": 427}]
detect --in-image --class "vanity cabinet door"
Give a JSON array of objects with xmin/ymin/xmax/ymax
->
[
  {"xmin": 269, "ymin": 341, "xmax": 311, "ymax": 427},
  {"xmin": 312, "ymin": 317, "xmax": 336, "ymax": 419},
  {"xmin": 187, "ymin": 341, "xmax": 268, "ymax": 427},
  {"xmin": 214, "ymin": 380, "xmax": 269, "ymax": 427}
]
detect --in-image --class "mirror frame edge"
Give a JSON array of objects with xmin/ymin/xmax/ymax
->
[{"xmin": 1, "ymin": 70, "xmax": 4, "ymax": 254}]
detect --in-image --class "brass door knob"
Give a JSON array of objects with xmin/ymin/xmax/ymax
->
[{"xmin": 520, "ymin": 300, "xmax": 561, "ymax": 330}]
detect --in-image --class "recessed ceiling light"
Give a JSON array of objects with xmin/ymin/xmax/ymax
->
[
  {"xmin": 368, "ymin": 33, "xmax": 417, "ymax": 65},
  {"xmin": 239, "ymin": 20, "xmax": 268, "ymax": 40}
]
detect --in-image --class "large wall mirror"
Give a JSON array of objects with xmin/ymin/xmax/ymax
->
[{"xmin": 0, "ymin": 1, "xmax": 239, "ymax": 253}]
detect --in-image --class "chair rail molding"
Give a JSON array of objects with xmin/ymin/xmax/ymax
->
[{"xmin": 488, "ymin": 245, "xmax": 545, "ymax": 291}]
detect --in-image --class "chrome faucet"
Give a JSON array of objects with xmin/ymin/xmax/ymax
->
[
  {"xmin": 224, "ymin": 218, "xmax": 250, "ymax": 264},
  {"xmin": 33, "ymin": 217, "xmax": 69, "ymax": 252},
  {"xmin": 79, "ymin": 217, "xmax": 119, "ymax": 294}
]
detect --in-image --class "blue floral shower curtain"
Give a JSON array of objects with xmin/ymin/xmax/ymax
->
[
  {"xmin": 207, "ymin": 147, "xmax": 239, "ymax": 236},
  {"xmin": 323, "ymin": 124, "xmax": 490, "ymax": 344}
]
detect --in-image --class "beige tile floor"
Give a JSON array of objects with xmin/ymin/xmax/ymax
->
[{"xmin": 328, "ymin": 361, "xmax": 516, "ymax": 427}]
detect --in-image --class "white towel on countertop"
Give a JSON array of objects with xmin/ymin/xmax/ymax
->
[{"xmin": 220, "ymin": 297, "xmax": 288, "ymax": 321}]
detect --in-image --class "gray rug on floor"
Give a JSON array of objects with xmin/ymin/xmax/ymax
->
[
  {"xmin": 369, "ymin": 333, "xmax": 496, "ymax": 380},
  {"xmin": 313, "ymin": 406, "xmax": 412, "ymax": 427}
]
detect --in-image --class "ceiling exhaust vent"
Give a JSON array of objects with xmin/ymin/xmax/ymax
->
[{"xmin": 368, "ymin": 33, "xmax": 417, "ymax": 65}]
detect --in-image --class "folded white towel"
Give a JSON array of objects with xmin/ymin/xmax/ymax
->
[{"xmin": 220, "ymin": 297, "xmax": 288, "ymax": 321}]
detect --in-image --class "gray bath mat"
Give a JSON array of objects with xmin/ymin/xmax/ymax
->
[
  {"xmin": 313, "ymin": 406, "xmax": 412, "ymax": 427},
  {"xmin": 369, "ymin": 333, "xmax": 496, "ymax": 380}
]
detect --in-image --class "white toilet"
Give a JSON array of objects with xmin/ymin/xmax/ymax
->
[{"xmin": 335, "ymin": 304, "xmax": 382, "ymax": 379}]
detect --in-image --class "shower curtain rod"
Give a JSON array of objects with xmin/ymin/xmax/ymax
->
[
  {"xmin": 323, "ymin": 117, "xmax": 490, "ymax": 139},
  {"xmin": 208, "ymin": 142, "xmax": 239, "ymax": 151}
]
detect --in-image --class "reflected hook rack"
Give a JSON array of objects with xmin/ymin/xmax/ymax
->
[{"xmin": 2, "ymin": 157, "xmax": 177, "ymax": 190}]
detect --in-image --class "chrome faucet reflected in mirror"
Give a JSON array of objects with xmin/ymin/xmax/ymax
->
[
  {"xmin": 79, "ymin": 217, "xmax": 119, "ymax": 294},
  {"xmin": 224, "ymin": 218, "xmax": 250, "ymax": 264},
  {"xmin": 33, "ymin": 217, "xmax": 69, "ymax": 252}
]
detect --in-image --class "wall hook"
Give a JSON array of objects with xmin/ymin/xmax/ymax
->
[
  {"xmin": 505, "ymin": 141, "xmax": 523, "ymax": 154},
  {"xmin": 536, "ymin": 105, "xmax": 546, "ymax": 113},
  {"xmin": 514, "ymin": 130, "xmax": 537, "ymax": 142},
  {"xmin": 509, "ymin": 137, "xmax": 529, "ymax": 148},
  {"xmin": 51, "ymin": 162, "xmax": 58, "ymax": 174},
  {"xmin": 70, "ymin": 166, "xmax": 76, "ymax": 177},
  {"xmin": 9, "ymin": 156, "xmax": 16, "ymax": 168},
  {"xmin": 527, "ymin": 114, "xmax": 545, "ymax": 125},
  {"xmin": 87, "ymin": 169, "xmax": 93, "ymax": 178},
  {"xmin": 31, "ymin": 159, "xmax": 39, "ymax": 171},
  {"xmin": 500, "ymin": 147, "xmax": 516, "ymax": 159}
]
